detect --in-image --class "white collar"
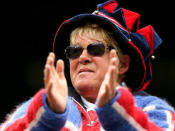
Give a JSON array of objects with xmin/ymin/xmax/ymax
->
[
  {"xmin": 80, "ymin": 84, "xmax": 123, "ymax": 111},
  {"xmin": 81, "ymin": 96, "xmax": 96, "ymax": 111}
]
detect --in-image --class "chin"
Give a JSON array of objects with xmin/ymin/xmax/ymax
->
[{"xmin": 74, "ymin": 82, "xmax": 99, "ymax": 98}]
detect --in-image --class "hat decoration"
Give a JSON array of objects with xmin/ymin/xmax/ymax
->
[{"xmin": 53, "ymin": 0, "xmax": 162, "ymax": 90}]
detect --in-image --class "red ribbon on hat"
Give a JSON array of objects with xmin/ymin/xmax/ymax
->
[
  {"xmin": 137, "ymin": 26, "xmax": 154, "ymax": 57},
  {"xmin": 102, "ymin": 0, "xmax": 118, "ymax": 13}
]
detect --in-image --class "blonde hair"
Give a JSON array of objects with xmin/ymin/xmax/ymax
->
[
  {"xmin": 70, "ymin": 23, "xmax": 123, "ymax": 56},
  {"xmin": 70, "ymin": 23, "xmax": 127, "ymax": 83}
]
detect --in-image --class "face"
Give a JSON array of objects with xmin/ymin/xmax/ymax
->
[{"xmin": 69, "ymin": 33, "xmax": 112, "ymax": 102}]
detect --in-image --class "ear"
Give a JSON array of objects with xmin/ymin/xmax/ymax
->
[{"xmin": 118, "ymin": 55, "xmax": 130, "ymax": 75}]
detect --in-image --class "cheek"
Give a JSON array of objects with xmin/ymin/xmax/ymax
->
[
  {"xmin": 69, "ymin": 60, "xmax": 78, "ymax": 81},
  {"xmin": 98, "ymin": 63, "xmax": 109, "ymax": 77},
  {"xmin": 94, "ymin": 56, "xmax": 110, "ymax": 79}
]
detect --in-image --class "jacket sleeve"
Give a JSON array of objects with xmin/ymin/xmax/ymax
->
[
  {"xmin": 0, "ymin": 89, "xmax": 69, "ymax": 131},
  {"xmin": 95, "ymin": 87, "xmax": 175, "ymax": 131}
]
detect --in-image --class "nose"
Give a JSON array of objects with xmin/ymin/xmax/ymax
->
[{"xmin": 79, "ymin": 49, "xmax": 92, "ymax": 64}]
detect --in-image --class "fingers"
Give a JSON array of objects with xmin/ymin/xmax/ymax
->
[
  {"xmin": 44, "ymin": 53, "xmax": 54, "ymax": 89},
  {"xmin": 44, "ymin": 52, "xmax": 66, "ymax": 87},
  {"xmin": 44, "ymin": 64, "xmax": 50, "ymax": 87},
  {"xmin": 109, "ymin": 49, "xmax": 119, "ymax": 91},
  {"xmin": 44, "ymin": 52, "xmax": 57, "ymax": 88},
  {"xmin": 46, "ymin": 52, "xmax": 55, "ymax": 66},
  {"xmin": 96, "ymin": 83, "xmax": 108, "ymax": 107},
  {"xmin": 43, "ymin": 52, "xmax": 68, "ymax": 113},
  {"xmin": 97, "ymin": 49, "xmax": 119, "ymax": 107},
  {"xmin": 56, "ymin": 59, "xmax": 65, "ymax": 79},
  {"xmin": 44, "ymin": 52, "xmax": 55, "ymax": 82}
]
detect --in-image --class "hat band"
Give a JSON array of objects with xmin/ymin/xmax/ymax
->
[{"xmin": 93, "ymin": 10, "xmax": 129, "ymax": 33}]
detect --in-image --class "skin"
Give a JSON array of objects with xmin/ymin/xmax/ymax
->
[
  {"xmin": 69, "ymin": 33, "xmax": 119, "ymax": 103},
  {"xmin": 44, "ymin": 33, "xmax": 130, "ymax": 113}
]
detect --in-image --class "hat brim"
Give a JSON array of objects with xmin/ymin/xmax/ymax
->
[{"xmin": 53, "ymin": 13, "xmax": 146, "ymax": 90}]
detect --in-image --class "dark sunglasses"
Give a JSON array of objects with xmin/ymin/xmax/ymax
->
[{"xmin": 65, "ymin": 43, "xmax": 114, "ymax": 59}]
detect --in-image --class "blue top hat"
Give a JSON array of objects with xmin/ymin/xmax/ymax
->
[{"xmin": 53, "ymin": 0, "xmax": 162, "ymax": 91}]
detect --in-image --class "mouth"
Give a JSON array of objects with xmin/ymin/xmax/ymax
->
[{"xmin": 78, "ymin": 68, "xmax": 94, "ymax": 74}]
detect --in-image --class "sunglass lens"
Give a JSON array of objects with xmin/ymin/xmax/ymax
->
[
  {"xmin": 88, "ymin": 43, "xmax": 105, "ymax": 56},
  {"xmin": 66, "ymin": 46, "xmax": 83, "ymax": 59}
]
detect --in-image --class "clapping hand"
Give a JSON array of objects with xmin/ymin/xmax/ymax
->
[
  {"xmin": 96, "ymin": 50, "xmax": 119, "ymax": 107},
  {"xmin": 44, "ymin": 52, "xmax": 68, "ymax": 113}
]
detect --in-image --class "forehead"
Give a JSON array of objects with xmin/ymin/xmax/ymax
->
[
  {"xmin": 70, "ymin": 24, "xmax": 108, "ymax": 45},
  {"xmin": 73, "ymin": 32, "xmax": 107, "ymax": 46}
]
